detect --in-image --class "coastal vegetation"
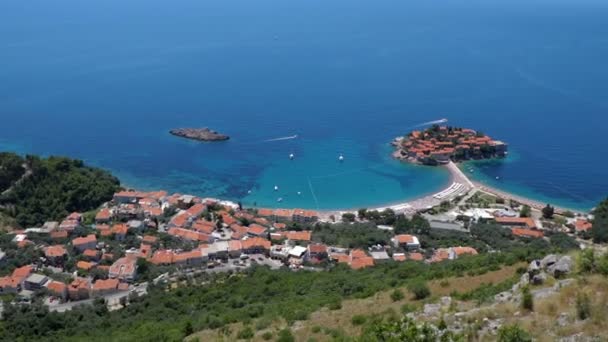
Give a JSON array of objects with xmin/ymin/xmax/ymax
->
[
  {"xmin": 591, "ymin": 197, "xmax": 608, "ymax": 243},
  {"xmin": 0, "ymin": 153, "xmax": 120, "ymax": 227},
  {"xmin": 0, "ymin": 248, "xmax": 542, "ymax": 341}
]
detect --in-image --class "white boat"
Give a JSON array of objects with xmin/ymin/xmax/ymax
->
[
  {"xmin": 274, "ymin": 185, "xmax": 279, "ymax": 191},
  {"xmin": 297, "ymin": 191, "xmax": 301, "ymax": 195},
  {"xmin": 339, "ymin": 154, "xmax": 344, "ymax": 162},
  {"xmin": 289, "ymin": 153, "xmax": 294, "ymax": 160},
  {"xmin": 277, "ymin": 197, "xmax": 283, "ymax": 202}
]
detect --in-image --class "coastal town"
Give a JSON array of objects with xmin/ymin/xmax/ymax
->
[
  {"xmin": 392, "ymin": 125, "xmax": 508, "ymax": 165},
  {"xmin": 0, "ymin": 168, "xmax": 595, "ymax": 314}
]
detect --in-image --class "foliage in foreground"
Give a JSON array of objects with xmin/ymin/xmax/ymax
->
[
  {"xmin": 0, "ymin": 153, "xmax": 120, "ymax": 226},
  {"xmin": 0, "ymin": 248, "xmax": 542, "ymax": 341}
]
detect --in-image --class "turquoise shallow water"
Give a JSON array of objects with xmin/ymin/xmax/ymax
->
[{"xmin": 1, "ymin": 0, "xmax": 607, "ymax": 211}]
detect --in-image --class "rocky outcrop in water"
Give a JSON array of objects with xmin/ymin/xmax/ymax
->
[{"xmin": 169, "ymin": 128, "xmax": 229, "ymax": 142}]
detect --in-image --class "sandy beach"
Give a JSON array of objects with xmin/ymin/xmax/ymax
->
[{"xmin": 318, "ymin": 161, "xmax": 586, "ymax": 221}]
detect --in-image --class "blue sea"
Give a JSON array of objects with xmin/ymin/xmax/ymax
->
[{"xmin": 1, "ymin": 0, "xmax": 607, "ymax": 211}]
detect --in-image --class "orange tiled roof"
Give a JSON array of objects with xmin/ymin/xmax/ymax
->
[
  {"xmin": 575, "ymin": 219, "xmax": 592, "ymax": 232},
  {"xmin": 50, "ymin": 230, "xmax": 68, "ymax": 239},
  {"xmin": 73, "ymin": 234, "xmax": 96, "ymax": 246},
  {"xmin": 495, "ymin": 217, "xmax": 536, "ymax": 229},
  {"xmin": 395, "ymin": 234, "xmax": 417, "ymax": 244},
  {"xmin": 285, "ymin": 230, "xmax": 311, "ymax": 241},
  {"xmin": 95, "ymin": 208, "xmax": 111, "ymax": 221},
  {"xmin": 248, "ymin": 224, "xmax": 267, "ymax": 236},
  {"xmin": 242, "ymin": 237, "xmax": 271, "ymax": 250},
  {"xmin": 407, "ymin": 252, "xmax": 424, "ymax": 261},
  {"xmin": 46, "ymin": 280, "xmax": 67, "ymax": 294},
  {"xmin": 512, "ymin": 228, "xmax": 544, "ymax": 238},
  {"xmin": 45, "ymin": 245, "xmax": 67, "ymax": 258},
  {"xmin": 77, "ymin": 261, "xmax": 94, "ymax": 270},
  {"xmin": 92, "ymin": 278, "xmax": 119, "ymax": 291},
  {"xmin": 452, "ymin": 246, "xmax": 478, "ymax": 256},
  {"xmin": 257, "ymin": 208, "xmax": 274, "ymax": 217}
]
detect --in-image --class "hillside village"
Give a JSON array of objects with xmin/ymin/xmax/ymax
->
[{"xmin": 0, "ymin": 185, "xmax": 596, "ymax": 314}]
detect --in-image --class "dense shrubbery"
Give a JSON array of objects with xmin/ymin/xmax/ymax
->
[
  {"xmin": 0, "ymin": 153, "xmax": 120, "ymax": 226},
  {"xmin": 312, "ymin": 222, "xmax": 392, "ymax": 248},
  {"xmin": 0, "ymin": 248, "xmax": 543, "ymax": 341},
  {"xmin": 592, "ymin": 197, "xmax": 608, "ymax": 243},
  {"xmin": 0, "ymin": 152, "xmax": 25, "ymax": 192}
]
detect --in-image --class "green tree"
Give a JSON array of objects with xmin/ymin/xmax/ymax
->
[
  {"xmin": 341, "ymin": 213, "xmax": 356, "ymax": 223},
  {"xmin": 357, "ymin": 208, "xmax": 367, "ymax": 220},
  {"xmin": 576, "ymin": 291, "xmax": 591, "ymax": 320},
  {"xmin": 360, "ymin": 316, "xmax": 462, "ymax": 341},
  {"xmin": 390, "ymin": 289, "xmax": 404, "ymax": 302},
  {"xmin": 519, "ymin": 205, "xmax": 531, "ymax": 218},
  {"xmin": 542, "ymin": 204, "xmax": 555, "ymax": 219},
  {"xmin": 277, "ymin": 329, "xmax": 295, "ymax": 342},
  {"xmin": 497, "ymin": 324, "xmax": 532, "ymax": 342},
  {"xmin": 591, "ymin": 198, "xmax": 608, "ymax": 243},
  {"xmin": 521, "ymin": 286, "xmax": 533, "ymax": 311},
  {"xmin": 237, "ymin": 326, "xmax": 254, "ymax": 339},
  {"xmin": 408, "ymin": 280, "xmax": 430, "ymax": 300}
]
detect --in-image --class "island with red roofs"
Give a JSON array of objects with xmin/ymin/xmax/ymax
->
[{"xmin": 391, "ymin": 125, "xmax": 508, "ymax": 165}]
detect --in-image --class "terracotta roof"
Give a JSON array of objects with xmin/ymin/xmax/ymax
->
[
  {"xmin": 170, "ymin": 212, "xmax": 191, "ymax": 227},
  {"xmin": 308, "ymin": 244, "xmax": 327, "ymax": 254},
  {"xmin": 83, "ymin": 249, "xmax": 99, "ymax": 258},
  {"xmin": 285, "ymin": 230, "xmax": 311, "ymax": 241},
  {"xmin": 149, "ymin": 250, "xmax": 174, "ymax": 265},
  {"xmin": 511, "ymin": 228, "xmax": 544, "ymax": 238},
  {"xmin": 69, "ymin": 277, "xmax": 90, "ymax": 291},
  {"xmin": 167, "ymin": 227, "xmax": 211, "ymax": 242},
  {"xmin": 273, "ymin": 223, "xmax": 287, "ymax": 230},
  {"xmin": 228, "ymin": 240, "xmax": 243, "ymax": 252},
  {"xmin": 95, "ymin": 208, "xmax": 111, "ymax": 221},
  {"xmin": 92, "ymin": 278, "xmax": 119, "ymax": 291},
  {"xmin": 45, "ymin": 245, "xmax": 67, "ymax": 258},
  {"xmin": 274, "ymin": 209, "xmax": 293, "ymax": 218},
  {"xmin": 241, "ymin": 237, "xmax": 271, "ymax": 250},
  {"xmin": 192, "ymin": 220, "xmax": 215, "ymax": 234},
  {"xmin": 220, "ymin": 212, "xmax": 237, "ymax": 225},
  {"xmin": 350, "ymin": 256, "xmax": 374, "ymax": 270},
  {"xmin": 185, "ymin": 203, "xmax": 206, "ymax": 217},
  {"xmin": 142, "ymin": 235, "xmax": 158, "ymax": 244},
  {"xmin": 12, "ymin": 265, "xmax": 33, "ymax": 278},
  {"xmin": 112, "ymin": 223, "xmax": 128, "ymax": 235},
  {"xmin": 47, "ymin": 280, "xmax": 67, "ymax": 294},
  {"xmin": 407, "ymin": 252, "xmax": 424, "ymax": 261},
  {"xmin": 495, "ymin": 217, "xmax": 536, "ymax": 229},
  {"xmin": 257, "ymin": 208, "xmax": 274, "ymax": 217},
  {"xmin": 393, "ymin": 253, "xmax": 407, "ymax": 261},
  {"xmin": 77, "ymin": 261, "xmax": 95, "ymax": 270},
  {"xmin": 73, "ymin": 234, "xmax": 97, "ymax": 246},
  {"xmin": 50, "ymin": 230, "xmax": 68, "ymax": 239},
  {"xmin": 248, "ymin": 224, "xmax": 267, "ymax": 236},
  {"xmin": 293, "ymin": 209, "xmax": 319, "ymax": 218},
  {"xmin": 395, "ymin": 234, "xmax": 418, "ymax": 244},
  {"xmin": 575, "ymin": 219, "xmax": 592, "ymax": 232},
  {"xmin": 452, "ymin": 246, "xmax": 478, "ymax": 256},
  {"xmin": 430, "ymin": 249, "xmax": 450, "ymax": 263},
  {"xmin": 109, "ymin": 257, "xmax": 137, "ymax": 278},
  {"xmin": 350, "ymin": 249, "xmax": 368, "ymax": 259}
]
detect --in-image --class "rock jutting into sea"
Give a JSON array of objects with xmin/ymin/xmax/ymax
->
[{"xmin": 169, "ymin": 128, "xmax": 229, "ymax": 142}]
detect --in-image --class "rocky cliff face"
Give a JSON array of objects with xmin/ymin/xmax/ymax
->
[{"xmin": 169, "ymin": 128, "xmax": 229, "ymax": 142}]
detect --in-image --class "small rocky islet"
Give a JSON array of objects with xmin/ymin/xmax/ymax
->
[{"xmin": 169, "ymin": 127, "xmax": 229, "ymax": 142}]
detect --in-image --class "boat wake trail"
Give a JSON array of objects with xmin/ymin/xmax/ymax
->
[
  {"xmin": 412, "ymin": 118, "xmax": 448, "ymax": 128},
  {"xmin": 264, "ymin": 134, "xmax": 298, "ymax": 142}
]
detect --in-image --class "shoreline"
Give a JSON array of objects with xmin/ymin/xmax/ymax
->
[
  {"xmin": 317, "ymin": 161, "xmax": 470, "ymax": 219},
  {"xmin": 317, "ymin": 161, "xmax": 588, "ymax": 220}
]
